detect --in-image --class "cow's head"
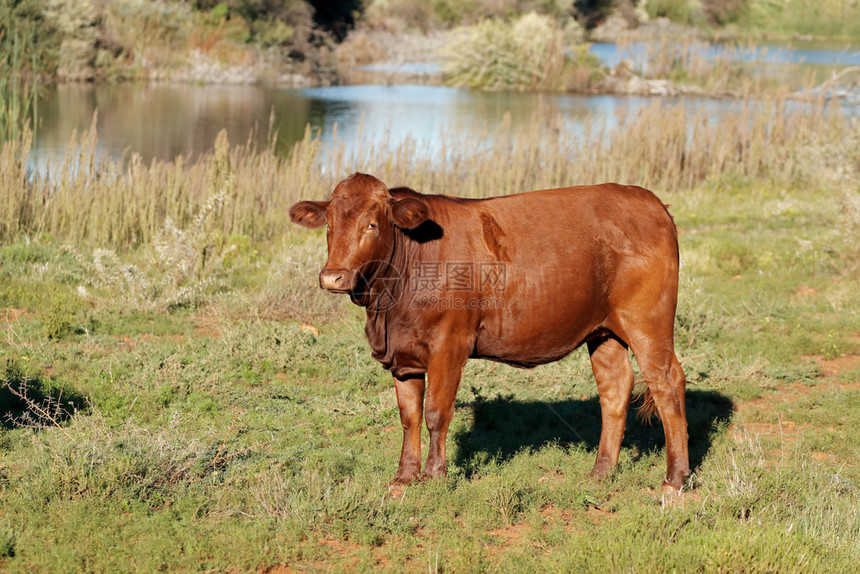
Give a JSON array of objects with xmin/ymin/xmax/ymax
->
[{"xmin": 289, "ymin": 173, "xmax": 429, "ymax": 293}]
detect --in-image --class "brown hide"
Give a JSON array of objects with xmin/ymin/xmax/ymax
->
[{"xmin": 290, "ymin": 173, "xmax": 690, "ymax": 493}]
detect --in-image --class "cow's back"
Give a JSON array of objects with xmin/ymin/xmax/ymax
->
[{"xmin": 419, "ymin": 184, "xmax": 678, "ymax": 366}]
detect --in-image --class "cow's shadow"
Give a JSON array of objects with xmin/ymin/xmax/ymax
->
[{"xmin": 452, "ymin": 388, "xmax": 734, "ymax": 477}]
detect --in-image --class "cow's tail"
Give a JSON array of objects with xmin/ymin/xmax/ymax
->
[{"xmin": 634, "ymin": 381, "xmax": 659, "ymax": 425}]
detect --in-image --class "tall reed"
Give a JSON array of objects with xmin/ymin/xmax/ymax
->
[
  {"xmin": 616, "ymin": 36, "xmax": 774, "ymax": 93},
  {"xmin": 0, "ymin": 93, "xmax": 855, "ymax": 249},
  {"xmin": 0, "ymin": 27, "xmax": 39, "ymax": 142}
]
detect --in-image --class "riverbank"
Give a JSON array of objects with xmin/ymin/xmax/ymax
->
[
  {"xmin": 4, "ymin": 1, "xmax": 858, "ymax": 94},
  {"xmin": 338, "ymin": 25, "xmax": 859, "ymax": 102}
]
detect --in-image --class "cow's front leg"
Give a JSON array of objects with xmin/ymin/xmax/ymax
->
[
  {"xmin": 588, "ymin": 336, "xmax": 634, "ymax": 480},
  {"xmin": 423, "ymin": 350, "xmax": 467, "ymax": 479},
  {"xmin": 391, "ymin": 375, "xmax": 426, "ymax": 486}
]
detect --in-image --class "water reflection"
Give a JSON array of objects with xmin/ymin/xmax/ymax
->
[
  {"xmin": 299, "ymin": 85, "xmax": 750, "ymax": 154},
  {"xmin": 35, "ymin": 83, "xmax": 315, "ymax": 167}
]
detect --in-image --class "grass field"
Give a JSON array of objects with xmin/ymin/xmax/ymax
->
[{"xmin": 1, "ymin": 100, "xmax": 859, "ymax": 571}]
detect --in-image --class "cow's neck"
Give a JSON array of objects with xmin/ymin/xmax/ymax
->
[
  {"xmin": 349, "ymin": 229, "xmax": 406, "ymax": 310},
  {"xmin": 361, "ymin": 227, "xmax": 415, "ymax": 371}
]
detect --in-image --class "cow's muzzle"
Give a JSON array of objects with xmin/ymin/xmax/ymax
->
[{"xmin": 319, "ymin": 267, "xmax": 354, "ymax": 293}]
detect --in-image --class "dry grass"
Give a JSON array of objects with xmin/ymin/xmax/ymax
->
[
  {"xmin": 0, "ymin": 93, "xmax": 856, "ymax": 249},
  {"xmin": 617, "ymin": 36, "xmax": 762, "ymax": 93}
]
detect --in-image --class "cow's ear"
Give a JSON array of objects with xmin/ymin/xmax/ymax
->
[
  {"xmin": 290, "ymin": 200, "xmax": 329, "ymax": 228},
  {"xmin": 391, "ymin": 198, "xmax": 429, "ymax": 230}
]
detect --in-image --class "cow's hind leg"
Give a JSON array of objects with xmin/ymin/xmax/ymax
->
[
  {"xmin": 628, "ymin": 338, "xmax": 690, "ymax": 493},
  {"xmin": 391, "ymin": 376, "xmax": 426, "ymax": 486},
  {"xmin": 588, "ymin": 335, "xmax": 635, "ymax": 481}
]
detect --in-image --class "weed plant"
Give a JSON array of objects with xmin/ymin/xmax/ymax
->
[{"xmin": 63, "ymin": 183, "xmax": 232, "ymax": 313}]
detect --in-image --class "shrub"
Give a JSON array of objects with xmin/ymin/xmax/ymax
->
[
  {"xmin": 646, "ymin": 0, "xmax": 709, "ymax": 26},
  {"xmin": 64, "ymin": 185, "xmax": 234, "ymax": 312},
  {"xmin": 40, "ymin": 0, "xmax": 99, "ymax": 80},
  {"xmin": 442, "ymin": 12, "xmax": 576, "ymax": 91}
]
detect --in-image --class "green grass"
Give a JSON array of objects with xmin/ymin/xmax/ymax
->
[
  {"xmin": 0, "ymin": 84, "xmax": 858, "ymax": 571},
  {"xmin": 0, "ymin": 164, "xmax": 858, "ymax": 570},
  {"xmin": 742, "ymin": 0, "xmax": 860, "ymax": 40},
  {"xmin": 644, "ymin": 0, "xmax": 860, "ymax": 40}
]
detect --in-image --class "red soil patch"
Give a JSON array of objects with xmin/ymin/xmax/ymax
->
[
  {"xmin": 318, "ymin": 538, "xmax": 362, "ymax": 554},
  {"xmin": 585, "ymin": 503, "xmax": 616, "ymax": 523},
  {"xmin": 486, "ymin": 521, "xmax": 530, "ymax": 543},
  {"xmin": 660, "ymin": 489, "xmax": 702, "ymax": 508},
  {"xmin": 192, "ymin": 316, "xmax": 225, "ymax": 338},
  {"xmin": 482, "ymin": 504, "xmax": 586, "ymax": 557},
  {"xmin": 742, "ymin": 348, "xmax": 860, "ymax": 419},
  {"xmin": 483, "ymin": 520, "xmax": 547, "ymax": 560},
  {"xmin": 194, "ymin": 325, "xmax": 224, "ymax": 339},
  {"xmin": 808, "ymin": 354, "xmax": 860, "ymax": 378},
  {"xmin": 731, "ymin": 349, "xmax": 859, "ymax": 472},
  {"xmin": 541, "ymin": 503, "xmax": 578, "ymax": 525}
]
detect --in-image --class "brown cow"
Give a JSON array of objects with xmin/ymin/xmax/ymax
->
[{"xmin": 290, "ymin": 173, "xmax": 690, "ymax": 494}]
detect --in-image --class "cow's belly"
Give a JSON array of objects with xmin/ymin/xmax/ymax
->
[
  {"xmin": 471, "ymin": 287, "xmax": 605, "ymax": 367},
  {"xmin": 466, "ymin": 251, "xmax": 608, "ymax": 365}
]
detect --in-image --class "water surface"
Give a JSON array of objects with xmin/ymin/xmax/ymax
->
[
  {"xmin": 30, "ymin": 39, "xmax": 859, "ymax": 172},
  {"xmin": 32, "ymin": 83, "xmax": 749, "ymax": 170},
  {"xmin": 589, "ymin": 40, "xmax": 860, "ymax": 68}
]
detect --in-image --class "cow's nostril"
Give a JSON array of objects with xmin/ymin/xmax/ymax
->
[{"xmin": 320, "ymin": 268, "xmax": 351, "ymax": 292}]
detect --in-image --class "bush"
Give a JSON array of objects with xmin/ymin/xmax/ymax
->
[
  {"xmin": 732, "ymin": 0, "xmax": 860, "ymax": 38},
  {"xmin": 646, "ymin": 0, "xmax": 706, "ymax": 24},
  {"xmin": 64, "ymin": 184, "xmax": 234, "ymax": 312},
  {"xmin": 442, "ymin": 12, "xmax": 582, "ymax": 91},
  {"xmin": 40, "ymin": 0, "xmax": 99, "ymax": 80}
]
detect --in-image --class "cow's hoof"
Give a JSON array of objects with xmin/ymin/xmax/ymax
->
[
  {"xmin": 588, "ymin": 462, "xmax": 615, "ymax": 481},
  {"xmin": 391, "ymin": 466, "xmax": 421, "ymax": 484},
  {"xmin": 421, "ymin": 468, "xmax": 447, "ymax": 481},
  {"xmin": 387, "ymin": 468, "xmax": 421, "ymax": 497}
]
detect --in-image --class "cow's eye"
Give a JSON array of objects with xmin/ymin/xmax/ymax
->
[{"xmin": 367, "ymin": 222, "xmax": 378, "ymax": 231}]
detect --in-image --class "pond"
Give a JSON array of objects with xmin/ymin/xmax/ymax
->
[{"xmin": 29, "ymin": 40, "xmax": 859, "ymax": 173}]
